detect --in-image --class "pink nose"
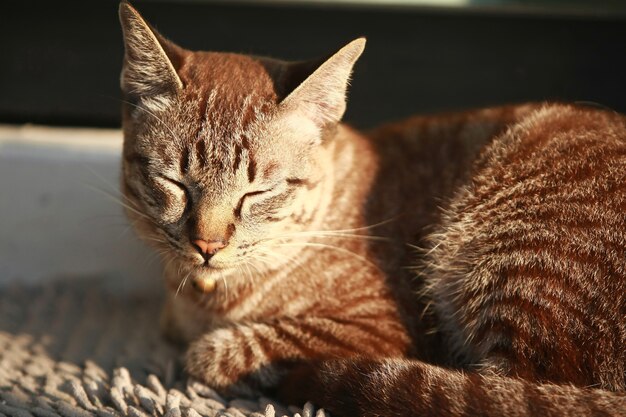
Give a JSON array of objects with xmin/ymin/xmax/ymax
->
[{"xmin": 193, "ymin": 239, "xmax": 226, "ymax": 256}]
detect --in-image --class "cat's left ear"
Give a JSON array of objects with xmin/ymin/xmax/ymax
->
[
  {"xmin": 119, "ymin": 1, "xmax": 184, "ymax": 102},
  {"xmin": 280, "ymin": 38, "xmax": 366, "ymax": 129}
]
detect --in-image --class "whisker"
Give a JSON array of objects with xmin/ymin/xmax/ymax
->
[
  {"xmin": 305, "ymin": 216, "xmax": 399, "ymax": 234},
  {"xmin": 239, "ymin": 262, "xmax": 257, "ymax": 290},
  {"xmin": 254, "ymin": 247, "xmax": 302, "ymax": 274},
  {"xmin": 251, "ymin": 247, "xmax": 285, "ymax": 263},
  {"xmin": 141, "ymin": 235, "xmax": 168, "ymax": 243},
  {"xmin": 162, "ymin": 254, "xmax": 176, "ymax": 273},
  {"xmin": 79, "ymin": 163, "xmax": 123, "ymax": 195},
  {"xmin": 271, "ymin": 231, "xmax": 389, "ymax": 242},
  {"xmin": 254, "ymin": 216, "xmax": 399, "ymax": 246},
  {"xmin": 249, "ymin": 253, "xmax": 275, "ymax": 270},
  {"xmin": 245, "ymin": 257, "xmax": 266, "ymax": 277},
  {"xmin": 221, "ymin": 270, "xmax": 229, "ymax": 301},
  {"xmin": 271, "ymin": 241, "xmax": 381, "ymax": 272},
  {"xmin": 117, "ymin": 222, "xmax": 137, "ymax": 239},
  {"xmin": 82, "ymin": 182, "xmax": 151, "ymax": 221},
  {"xmin": 78, "ymin": 164, "xmax": 151, "ymax": 221},
  {"xmin": 175, "ymin": 269, "xmax": 193, "ymax": 298}
]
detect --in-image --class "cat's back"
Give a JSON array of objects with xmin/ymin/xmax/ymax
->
[
  {"xmin": 475, "ymin": 103, "xmax": 626, "ymax": 188},
  {"xmin": 427, "ymin": 103, "xmax": 626, "ymax": 389},
  {"xmin": 364, "ymin": 104, "xmax": 541, "ymax": 250},
  {"xmin": 459, "ymin": 103, "xmax": 626, "ymax": 253}
]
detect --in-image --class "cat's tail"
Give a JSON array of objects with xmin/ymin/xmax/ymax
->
[{"xmin": 280, "ymin": 357, "xmax": 626, "ymax": 417}]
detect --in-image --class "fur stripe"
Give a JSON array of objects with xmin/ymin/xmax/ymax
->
[
  {"xmin": 247, "ymin": 157, "xmax": 257, "ymax": 183},
  {"xmin": 195, "ymin": 138, "xmax": 207, "ymax": 168},
  {"xmin": 295, "ymin": 320, "xmax": 361, "ymax": 357},
  {"xmin": 286, "ymin": 178, "xmax": 319, "ymax": 190},
  {"xmin": 238, "ymin": 134, "xmax": 256, "ymax": 182},
  {"xmin": 179, "ymin": 146, "xmax": 190, "ymax": 174},
  {"xmin": 272, "ymin": 321, "xmax": 321, "ymax": 358},
  {"xmin": 233, "ymin": 144, "xmax": 242, "ymax": 172}
]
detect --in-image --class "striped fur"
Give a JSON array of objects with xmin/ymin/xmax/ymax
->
[
  {"xmin": 119, "ymin": 3, "xmax": 626, "ymax": 415},
  {"xmin": 280, "ymin": 105, "xmax": 626, "ymax": 416}
]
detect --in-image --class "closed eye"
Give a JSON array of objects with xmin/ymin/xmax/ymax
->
[
  {"xmin": 234, "ymin": 189, "xmax": 272, "ymax": 218},
  {"xmin": 160, "ymin": 176, "xmax": 191, "ymax": 207},
  {"xmin": 161, "ymin": 176, "xmax": 189, "ymax": 194}
]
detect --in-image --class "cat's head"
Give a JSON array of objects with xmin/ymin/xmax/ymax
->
[{"xmin": 118, "ymin": 2, "xmax": 365, "ymax": 274}]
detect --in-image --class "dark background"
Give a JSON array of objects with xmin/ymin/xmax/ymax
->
[{"xmin": 1, "ymin": 0, "xmax": 626, "ymax": 129}]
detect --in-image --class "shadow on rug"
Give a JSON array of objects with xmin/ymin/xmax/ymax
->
[{"xmin": 0, "ymin": 277, "xmax": 327, "ymax": 417}]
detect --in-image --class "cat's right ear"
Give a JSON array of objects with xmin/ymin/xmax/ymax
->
[
  {"xmin": 119, "ymin": 1, "xmax": 183, "ymax": 103},
  {"xmin": 279, "ymin": 38, "xmax": 366, "ymax": 131}
]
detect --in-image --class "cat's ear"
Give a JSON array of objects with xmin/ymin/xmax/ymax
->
[
  {"xmin": 119, "ymin": 1, "xmax": 183, "ymax": 102},
  {"xmin": 280, "ymin": 38, "xmax": 366, "ymax": 129}
]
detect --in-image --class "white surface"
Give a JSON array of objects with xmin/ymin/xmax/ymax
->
[{"xmin": 0, "ymin": 124, "xmax": 161, "ymax": 289}]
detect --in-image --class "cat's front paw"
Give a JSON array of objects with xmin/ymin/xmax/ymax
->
[
  {"xmin": 184, "ymin": 331, "xmax": 257, "ymax": 396},
  {"xmin": 185, "ymin": 334, "xmax": 229, "ymax": 388},
  {"xmin": 185, "ymin": 329, "xmax": 281, "ymax": 397}
]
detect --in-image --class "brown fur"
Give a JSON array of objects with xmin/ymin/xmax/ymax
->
[{"xmin": 119, "ymin": 2, "xmax": 626, "ymax": 415}]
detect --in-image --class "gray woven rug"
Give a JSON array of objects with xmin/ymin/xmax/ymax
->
[{"xmin": 0, "ymin": 277, "xmax": 326, "ymax": 417}]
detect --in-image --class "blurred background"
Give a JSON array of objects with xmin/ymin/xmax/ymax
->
[{"xmin": 1, "ymin": 0, "xmax": 626, "ymax": 129}]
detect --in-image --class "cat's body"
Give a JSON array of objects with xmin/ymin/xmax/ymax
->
[
  {"xmin": 285, "ymin": 104, "xmax": 626, "ymax": 416},
  {"xmin": 119, "ymin": 3, "xmax": 626, "ymax": 415}
]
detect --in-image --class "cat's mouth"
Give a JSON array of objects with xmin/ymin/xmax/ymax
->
[
  {"xmin": 198, "ymin": 258, "xmax": 222, "ymax": 270},
  {"xmin": 186, "ymin": 248, "xmax": 248, "ymax": 271},
  {"xmin": 195, "ymin": 256, "xmax": 232, "ymax": 271},
  {"xmin": 188, "ymin": 249, "xmax": 224, "ymax": 270}
]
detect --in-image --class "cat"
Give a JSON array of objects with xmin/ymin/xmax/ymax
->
[{"xmin": 118, "ymin": 2, "xmax": 626, "ymax": 415}]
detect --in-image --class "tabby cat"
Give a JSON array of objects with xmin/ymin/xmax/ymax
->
[{"xmin": 119, "ymin": 2, "xmax": 626, "ymax": 416}]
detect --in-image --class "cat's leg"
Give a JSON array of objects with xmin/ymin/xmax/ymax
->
[{"xmin": 185, "ymin": 315, "xmax": 410, "ymax": 395}]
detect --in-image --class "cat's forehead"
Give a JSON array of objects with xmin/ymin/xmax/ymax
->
[
  {"xmin": 180, "ymin": 52, "xmax": 279, "ymax": 112},
  {"xmin": 175, "ymin": 52, "xmax": 281, "ymax": 142},
  {"xmin": 135, "ymin": 51, "xmax": 301, "ymax": 187}
]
